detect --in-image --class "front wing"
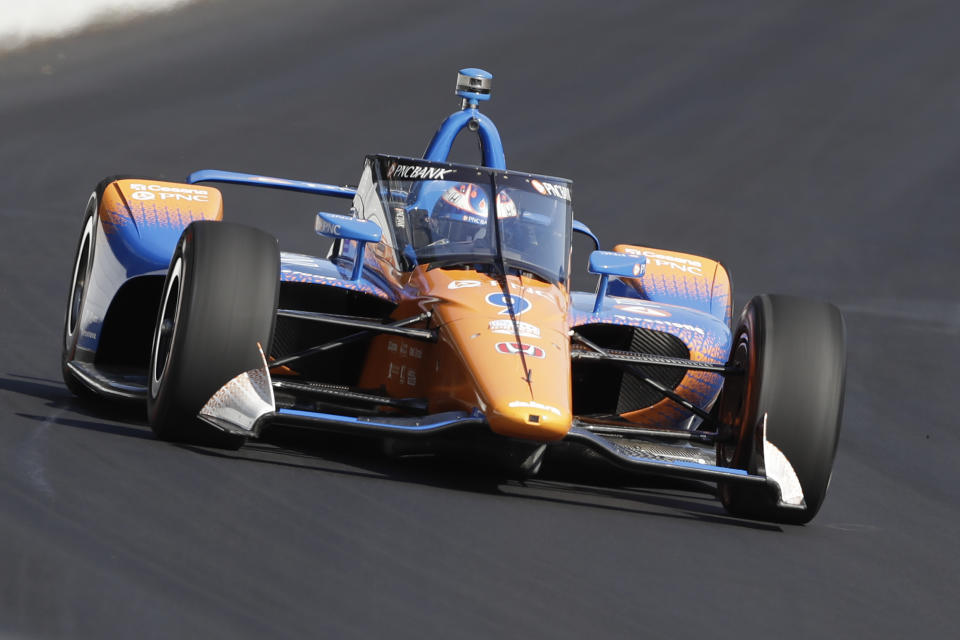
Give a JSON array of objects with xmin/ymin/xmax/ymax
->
[{"xmin": 198, "ymin": 353, "xmax": 806, "ymax": 513}]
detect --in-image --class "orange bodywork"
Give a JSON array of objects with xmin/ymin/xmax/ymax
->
[
  {"xmin": 349, "ymin": 241, "xmax": 732, "ymax": 441},
  {"xmin": 359, "ymin": 268, "xmax": 572, "ymax": 441},
  {"xmin": 99, "ymin": 179, "xmax": 222, "ymax": 234}
]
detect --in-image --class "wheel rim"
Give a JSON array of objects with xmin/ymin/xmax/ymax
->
[
  {"xmin": 66, "ymin": 215, "xmax": 94, "ymax": 342},
  {"xmin": 151, "ymin": 256, "xmax": 183, "ymax": 397},
  {"xmin": 717, "ymin": 331, "xmax": 754, "ymax": 466}
]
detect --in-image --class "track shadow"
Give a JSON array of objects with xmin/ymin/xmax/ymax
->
[
  {"xmin": 1, "ymin": 372, "xmax": 782, "ymax": 530},
  {"xmin": 0, "ymin": 372, "xmax": 147, "ymax": 424},
  {"xmin": 0, "ymin": 374, "xmax": 74, "ymax": 405},
  {"xmin": 14, "ymin": 412, "xmax": 152, "ymax": 440},
  {"xmin": 186, "ymin": 427, "xmax": 783, "ymax": 532}
]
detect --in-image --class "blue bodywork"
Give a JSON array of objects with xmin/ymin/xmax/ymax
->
[
  {"xmin": 588, "ymin": 250, "xmax": 647, "ymax": 313},
  {"xmin": 423, "ymin": 109, "xmax": 506, "ymax": 169},
  {"xmin": 188, "ymin": 169, "xmax": 356, "ymax": 199},
  {"xmin": 315, "ymin": 211, "xmax": 383, "ymax": 281}
]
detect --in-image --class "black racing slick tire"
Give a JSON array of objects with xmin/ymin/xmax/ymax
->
[
  {"xmin": 62, "ymin": 175, "xmax": 149, "ymax": 399},
  {"xmin": 61, "ymin": 190, "xmax": 100, "ymax": 398},
  {"xmin": 715, "ymin": 294, "xmax": 846, "ymax": 524},
  {"xmin": 147, "ymin": 221, "xmax": 279, "ymax": 449}
]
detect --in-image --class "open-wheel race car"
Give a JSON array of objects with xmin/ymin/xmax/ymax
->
[{"xmin": 61, "ymin": 69, "xmax": 846, "ymax": 524}]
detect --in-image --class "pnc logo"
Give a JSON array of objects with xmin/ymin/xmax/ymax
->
[{"xmin": 485, "ymin": 292, "xmax": 531, "ymax": 316}]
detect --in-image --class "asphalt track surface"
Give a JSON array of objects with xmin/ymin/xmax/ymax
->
[{"xmin": 1, "ymin": 1, "xmax": 958, "ymax": 637}]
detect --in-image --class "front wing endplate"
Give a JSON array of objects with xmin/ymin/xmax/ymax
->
[{"xmin": 198, "ymin": 345, "xmax": 275, "ymax": 435}]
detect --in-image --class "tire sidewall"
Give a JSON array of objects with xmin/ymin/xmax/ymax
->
[
  {"xmin": 61, "ymin": 192, "xmax": 98, "ymax": 396},
  {"xmin": 147, "ymin": 231, "xmax": 191, "ymax": 428},
  {"xmin": 147, "ymin": 221, "xmax": 279, "ymax": 446},
  {"xmin": 717, "ymin": 294, "xmax": 846, "ymax": 523}
]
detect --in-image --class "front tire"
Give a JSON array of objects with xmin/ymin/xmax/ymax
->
[
  {"xmin": 61, "ymin": 192, "xmax": 99, "ymax": 398},
  {"xmin": 148, "ymin": 221, "xmax": 279, "ymax": 448},
  {"xmin": 62, "ymin": 175, "xmax": 150, "ymax": 399},
  {"xmin": 716, "ymin": 294, "xmax": 846, "ymax": 524}
]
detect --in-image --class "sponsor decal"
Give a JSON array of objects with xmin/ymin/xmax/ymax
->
[
  {"xmin": 393, "ymin": 208, "xmax": 406, "ymax": 229},
  {"xmin": 388, "ymin": 340, "xmax": 423, "ymax": 359},
  {"xmin": 614, "ymin": 303, "xmax": 671, "ymax": 318},
  {"xmin": 642, "ymin": 250, "xmax": 704, "ymax": 276},
  {"xmin": 529, "ymin": 179, "xmax": 571, "ymax": 201},
  {"xmin": 315, "ymin": 218, "xmax": 342, "ymax": 237},
  {"xmin": 387, "ymin": 362, "xmax": 417, "ymax": 386},
  {"xmin": 483, "ymin": 280, "xmax": 556, "ymax": 303},
  {"xmin": 449, "ymin": 280, "xmax": 482, "ymax": 289},
  {"xmin": 486, "ymin": 292, "xmax": 531, "ymax": 315},
  {"xmin": 488, "ymin": 319, "xmax": 541, "ymax": 338},
  {"xmin": 508, "ymin": 400, "xmax": 562, "ymax": 416},
  {"xmin": 495, "ymin": 342, "xmax": 545, "ymax": 358},
  {"xmin": 129, "ymin": 183, "xmax": 210, "ymax": 202},
  {"xmin": 386, "ymin": 162, "xmax": 455, "ymax": 181}
]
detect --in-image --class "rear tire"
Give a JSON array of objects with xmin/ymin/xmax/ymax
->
[
  {"xmin": 716, "ymin": 294, "xmax": 846, "ymax": 524},
  {"xmin": 148, "ymin": 221, "xmax": 279, "ymax": 449}
]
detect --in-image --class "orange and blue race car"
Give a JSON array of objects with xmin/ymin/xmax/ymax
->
[{"xmin": 61, "ymin": 69, "xmax": 846, "ymax": 524}]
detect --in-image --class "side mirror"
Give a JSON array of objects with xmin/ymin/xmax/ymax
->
[
  {"xmin": 315, "ymin": 212, "xmax": 382, "ymax": 281},
  {"xmin": 587, "ymin": 250, "xmax": 646, "ymax": 313}
]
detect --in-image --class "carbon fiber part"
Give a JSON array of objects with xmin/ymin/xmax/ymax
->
[
  {"xmin": 613, "ymin": 438, "xmax": 717, "ymax": 465},
  {"xmin": 616, "ymin": 328, "xmax": 689, "ymax": 412}
]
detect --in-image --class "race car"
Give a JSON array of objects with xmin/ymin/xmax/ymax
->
[{"xmin": 61, "ymin": 68, "xmax": 846, "ymax": 524}]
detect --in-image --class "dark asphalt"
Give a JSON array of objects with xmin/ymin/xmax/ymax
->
[{"xmin": 1, "ymin": 1, "xmax": 958, "ymax": 637}]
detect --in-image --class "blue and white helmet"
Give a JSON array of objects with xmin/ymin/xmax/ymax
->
[{"xmin": 433, "ymin": 183, "xmax": 518, "ymax": 224}]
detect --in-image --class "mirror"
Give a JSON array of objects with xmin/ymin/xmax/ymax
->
[
  {"xmin": 315, "ymin": 212, "xmax": 382, "ymax": 281},
  {"xmin": 587, "ymin": 250, "xmax": 646, "ymax": 313},
  {"xmin": 588, "ymin": 250, "xmax": 645, "ymax": 278},
  {"xmin": 315, "ymin": 211, "xmax": 382, "ymax": 243}
]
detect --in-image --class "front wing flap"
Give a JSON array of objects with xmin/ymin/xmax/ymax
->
[{"xmin": 198, "ymin": 362, "xmax": 803, "ymax": 511}]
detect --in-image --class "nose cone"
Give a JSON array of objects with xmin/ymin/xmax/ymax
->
[
  {"xmin": 424, "ymin": 271, "xmax": 573, "ymax": 442},
  {"xmin": 443, "ymin": 314, "xmax": 573, "ymax": 441},
  {"xmin": 485, "ymin": 392, "xmax": 572, "ymax": 441}
]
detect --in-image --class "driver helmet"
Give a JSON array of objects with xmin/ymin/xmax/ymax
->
[{"xmin": 431, "ymin": 183, "xmax": 518, "ymax": 243}]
